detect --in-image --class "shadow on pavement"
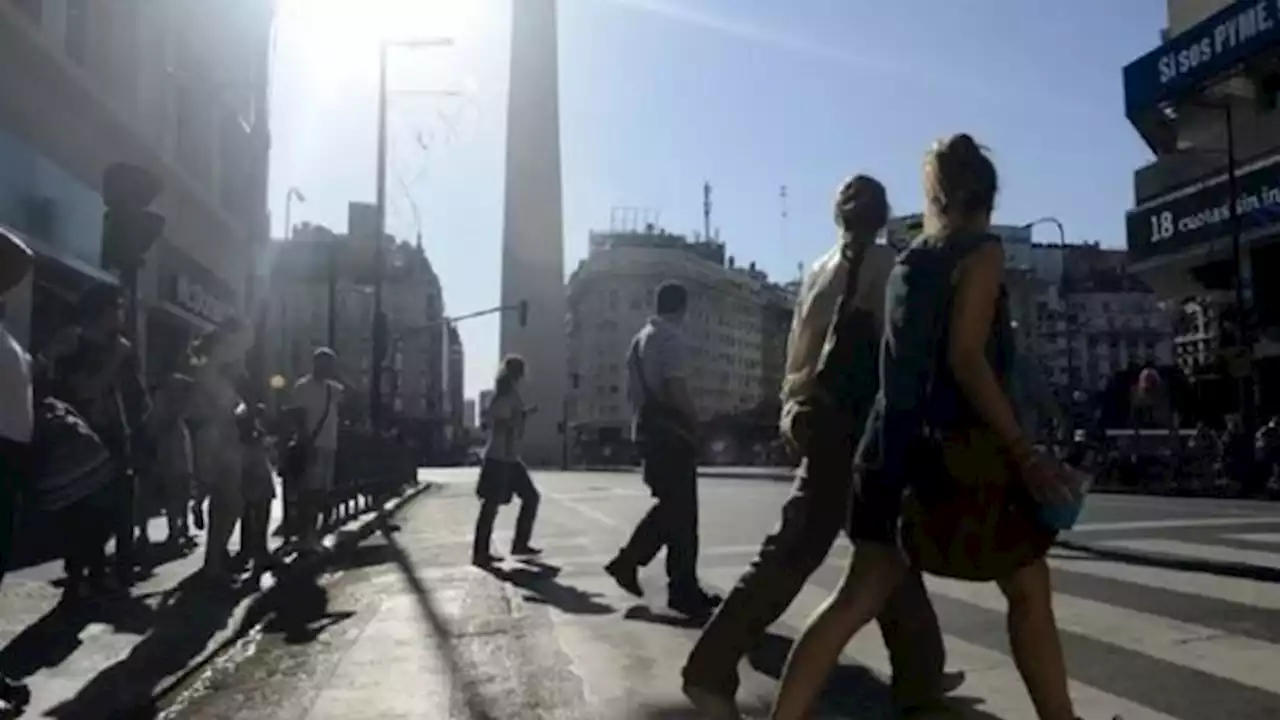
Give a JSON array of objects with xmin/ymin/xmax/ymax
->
[
  {"xmin": 0, "ymin": 591, "xmax": 157, "ymax": 682},
  {"xmin": 481, "ymin": 559, "xmax": 615, "ymax": 616},
  {"xmin": 747, "ymin": 631, "xmax": 1003, "ymax": 720},
  {"xmin": 382, "ymin": 530, "xmax": 501, "ymax": 720},
  {"xmin": 622, "ymin": 605, "xmax": 707, "ymax": 630},
  {"xmin": 1054, "ymin": 539, "xmax": 1280, "ymax": 583},
  {"xmin": 43, "ymin": 572, "xmax": 252, "ymax": 720}
]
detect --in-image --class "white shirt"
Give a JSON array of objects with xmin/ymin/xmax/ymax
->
[
  {"xmin": 780, "ymin": 240, "xmax": 894, "ymax": 408},
  {"xmin": 0, "ymin": 323, "xmax": 32, "ymax": 444},
  {"xmin": 294, "ymin": 375, "xmax": 343, "ymax": 449}
]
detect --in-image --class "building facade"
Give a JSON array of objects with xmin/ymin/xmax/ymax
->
[
  {"xmin": 1122, "ymin": 0, "xmax": 1280, "ymax": 418},
  {"xmin": 265, "ymin": 205, "xmax": 448, "ymax": 444},
  {"xmin": 566, "ymin": 227, "xmax": 788, "ymax": 461},
  {"xmin": 0, "ymin": 2, "xmax": 271, "ymax": 384}
]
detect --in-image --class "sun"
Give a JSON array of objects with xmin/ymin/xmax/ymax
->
[{"xmin": 279, "ymin": 0, "xmax": 483, "ymax": 83}]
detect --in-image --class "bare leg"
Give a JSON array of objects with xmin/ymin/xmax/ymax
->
[
  {"xmin": 998, "ymin": 558, "xmax": 1075, "ymax": 720},
  {"xmin": 771, "ymin": 543, "xmax": 907, "ymax": 720}
]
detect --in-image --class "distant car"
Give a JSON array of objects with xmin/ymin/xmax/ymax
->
[{"xmin": 466, "ymin": 448, "xmax": 483, "ymax": 466}]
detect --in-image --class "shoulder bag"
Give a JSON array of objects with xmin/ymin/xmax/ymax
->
[{"xmin": 282, "ymin": 383, "xmax": 332, "ymax": 481}]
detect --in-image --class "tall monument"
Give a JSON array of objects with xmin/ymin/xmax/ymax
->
[{"xmin": 499, "ymin": 0, "xmax": 567, "ymax": 466}]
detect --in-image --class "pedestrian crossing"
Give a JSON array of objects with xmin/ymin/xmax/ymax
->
[{"xmin": 504, "ymin": 519, "xmax": 1280, "ymax": 718}]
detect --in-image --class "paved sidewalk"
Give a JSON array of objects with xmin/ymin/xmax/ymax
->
[{"xmin": 0, "ymin": 476, "xmax": 432, "ymax": 719}]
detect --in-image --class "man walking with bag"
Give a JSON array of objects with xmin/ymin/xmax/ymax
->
[
  {"xmin": 605, "ymin": 282, "xmax": 721, "ymax": 619},
  {"xmin": 682, "ymin": 176, "xmax": 959, "ymax": 718}
]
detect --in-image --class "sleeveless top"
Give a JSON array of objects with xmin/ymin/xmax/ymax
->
[{"xmin": 856, "ymin": 232, "xmax": 1015, "ymax": 486}]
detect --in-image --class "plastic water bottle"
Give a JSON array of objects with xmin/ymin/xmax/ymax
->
[{"xmin": 1037, "ymin": 464, "xmax": 1094, "ymax": 532}]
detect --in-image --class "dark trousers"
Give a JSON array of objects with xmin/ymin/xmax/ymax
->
[
  {"xmin": 0, "ymin": 437, "xmax": 29, "ymax": 588},
  {"xmin": 683, "ymin": 432, "xmax": 945, "ymax": 700},
  {"xmin": 614, "ymin": 437, "xmax": 700, "ymax": 594},
  {"xmin": 473, "ymin": 463, "xmax": 541, "ymax": 555},
  {"xmin": 59, "ymin": 485, "xmax": 112, "ymax": 584},
  {"xmin": 240, "ymin": 499, "xmax": 271, "ymax": 563}
]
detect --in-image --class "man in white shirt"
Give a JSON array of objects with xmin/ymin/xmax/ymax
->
[
  {"xmin": 0, "ymin": 227, "xmax": 34, "ymax": 713},
  {"xmin": 292, "ymin": 347, "xmax": 343, "ymax": 550},
  {"xmin": 682, "ymin": 177, "xmax": 954, "ymax": 718}
]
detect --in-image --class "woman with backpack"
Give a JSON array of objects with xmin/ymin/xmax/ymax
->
[{"xmin": 771, "ymin": 135, "xmax": 1096, "ymax": 720}]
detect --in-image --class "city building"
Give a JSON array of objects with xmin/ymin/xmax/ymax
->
[
  {"xmin": 566, "ymin": 225, "xmax": 787, "ymax": 461},
  {"xmin": 463, "ymin": 398, "xmax": 477, "ymax": 430},
  {"xmin": 499, "ymin": 0, "xmax": 567, "ymax": 466},
  {"xmin": 478, "ymin": 389, "xmax": 495, "ymax": 424},
  {"xmin": 887, "ymin": 215, "xmax": 1176, "ymax": 421},
  {"xmin": 446, "ymin": 322, "xmax": 465, "ymax": 434},
  {"xmin": 1122, "ymin": 0, "xmax": 1280, "ymax": 418},
  {"xmin": 0, "ymin": 2, "xmax": 272, "ymax": 383},
  {"xmin": 264, "ymin": 203, "xmax": 452, "ymax": 451}
]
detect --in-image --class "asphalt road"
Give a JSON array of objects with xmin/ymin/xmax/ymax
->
[{"xmin": 162, "ymin": 469, "xmax": 1280, "ymax": 719}]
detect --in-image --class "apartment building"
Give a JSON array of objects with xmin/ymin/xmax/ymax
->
[{"xmin": 566, "ymin": 227, "xmax": 789, "ymax": 458}]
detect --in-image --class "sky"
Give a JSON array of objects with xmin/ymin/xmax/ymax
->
[{"xmin": 268, "ymin": 0, "xmax": 1168, "ymax": 401}]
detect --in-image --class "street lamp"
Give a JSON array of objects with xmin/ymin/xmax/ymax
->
[
  {"xmin": 284, "ymin": 187, "xmax": 306, "ymax": 242},
  {"xmin": 1022, "ymin": 216, "xmax": 1072, "ymax": 429},
  {"xmin": 370, "ymin": 36, "xmax": 454, "ymax": 430}
]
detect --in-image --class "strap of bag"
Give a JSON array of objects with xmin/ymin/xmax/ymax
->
[{"xmin": 306, "ymin": 383, "xmax": 333, "ymax": 445}]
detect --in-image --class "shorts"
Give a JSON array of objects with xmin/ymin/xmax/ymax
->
[{"xmin": 305, "ymin": 447, "xmax": 336, "ymax": 493}]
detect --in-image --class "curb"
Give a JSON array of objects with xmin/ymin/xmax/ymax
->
[{"xmin": 146, "ymin": 479, "xmax": 438, "ymax": 714}]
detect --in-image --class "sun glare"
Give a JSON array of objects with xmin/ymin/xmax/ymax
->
[{"xmin": 280, "ymin": 0, "xmax": 482, "ymax": 83}]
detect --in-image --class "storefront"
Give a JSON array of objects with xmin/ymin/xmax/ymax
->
[{"xmin": 145, "ymin": 242, "xmax": 238, "ymax": 383}]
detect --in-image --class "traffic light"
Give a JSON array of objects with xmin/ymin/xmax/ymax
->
[
  {"xmin": 518, "ymin": 299, "xmax": 529, "ymax": 327},
  {"xmin": 101, "ymin": 163, "xmax": 164, "ymax": 273}
]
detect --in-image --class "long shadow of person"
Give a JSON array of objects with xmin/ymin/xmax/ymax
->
[
  {"xmin": 42, "ymin": 573, "xmax": 253, "ymax": 720},
  {"xmin": 260, "ymin": 570, "xmax": 354, "ymax": 645},
  {"xmin": 0, "ymin": 589, "xmax": 157, "ymax": 683},
  {"xmin": 748, "ymin": 631, "xmax": 1002, "ymax": 719},
  {"xmin": 480, "ymin": 559, "xmax": 614, "ymax": 616}
]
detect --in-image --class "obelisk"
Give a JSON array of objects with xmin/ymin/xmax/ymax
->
[{"xmin": 499, "ymin": 0, "xmax": 566, "ymax": 467}]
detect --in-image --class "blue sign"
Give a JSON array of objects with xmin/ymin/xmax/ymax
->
[
  {"xmin": 1123, "ymin": 0, "xmax": 1280, "ymax": 116},
  {"xmin": 1126, "ymin": 154, "xmax": 1280, "ymax": 263}
]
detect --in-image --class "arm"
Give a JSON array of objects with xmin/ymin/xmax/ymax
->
[
  {"xmin": 947, "ymin": 242, "xmax": 1033, "ymax": 461},
  {"xmin": 0, "ymin": 229, "xmax": 33, "ymax": 296}
]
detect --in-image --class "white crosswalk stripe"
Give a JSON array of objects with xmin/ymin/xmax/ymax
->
[{"xmin": 687, "ymin": 527, "xmax": 1280, "ymax": 718}]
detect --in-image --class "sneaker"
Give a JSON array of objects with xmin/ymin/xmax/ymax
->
[
  {"xmin": 472, "ymin": 551, "xmax": 502, "ymax": 566},
  {"xmin": 511, "ymin": 544, "xmax": 542, "ymax": 557},
  {"xmin": 604, "ymin": 559, "xmax": 643, "ymax": 597}
]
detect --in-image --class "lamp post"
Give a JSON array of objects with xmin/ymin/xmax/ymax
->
[
  {"xmin": 283, "ymin": 187, "xmax": 305, "ymax": 242},
  {"xmin": 370, "ymin": 37, "xmax": 454, "ymax": 431},
  {"xmin": 1022, "ymin": 216, "xmax": 1072, "ymax": 429}
]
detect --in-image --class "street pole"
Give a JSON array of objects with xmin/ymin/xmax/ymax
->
[
  {"xmin": 1024, "ymin": 217, "xmax": 1071, "ymax": 432},
  {"xmin": 1223, "ymin": 101, "xmax": 1258, "ymax": 449},
  {"xmin": 370, "ymin": 41, "xmax": 390, "ymax": 430},
  {"xmin": 326, "ymin": 241, "xmax": 337, "ymax": 348},
  {"xmin": 369, "ymin": 37, "xmax": 453, "ymax": 431}
]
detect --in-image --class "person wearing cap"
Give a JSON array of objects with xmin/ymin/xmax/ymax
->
[
  {"xmin": 0, "ymin": 227, "xmax": 34, "ymax": 713},
  {"xmin": 291, "ymin": 347, "xmax": 343, "ymax": 552},
  {"xmin": 41, "ymin": 283, "xmax": 150, "ymax": 588}
]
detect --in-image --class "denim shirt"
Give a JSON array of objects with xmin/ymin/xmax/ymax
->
[{"xmin": 855, "ymin": 232, "xmax": 1014, "ymax": 486}]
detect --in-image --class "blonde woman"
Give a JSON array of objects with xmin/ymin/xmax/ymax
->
[{"xmin": 772, "ymin": 135, "xmax": 1097, "ymax": 720}]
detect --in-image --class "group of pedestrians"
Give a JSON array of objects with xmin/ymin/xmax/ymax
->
[{"xmin": 469, "ymin": 133, "xmax": 1098, "ymax": 719}]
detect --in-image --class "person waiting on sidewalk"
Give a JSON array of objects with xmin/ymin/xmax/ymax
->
[
  {"xmin": 605, "ymin": 282, "xmax": 721, "ymax": 619},
  {"xmin": 188, "ymin": 323, "xmax": 253, "ymax": 581},
  {"xmin": 143, "ymin": 371, "xmax": 197, "ymax": 550},
  {"xmin": 291, "ymin": 348, "xmax": 343, "ymax": 554},
  {"xmin": 682, "ymin": 176, "xmax": 956, "ymax": 719},
  {"xmin": 472, "ymin": 355, "xmax": 542, "ymax": 565},
  {"xmin": 0, "ymin": 228, "xmax": 35, "ymax": 714},
  {"xmin": 236, "ymin": 400, "xmax": 276, "ymax": 576},
  {"xmin": 42, "ymin": 285, "xmax": 150, "ymax": 589}
]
